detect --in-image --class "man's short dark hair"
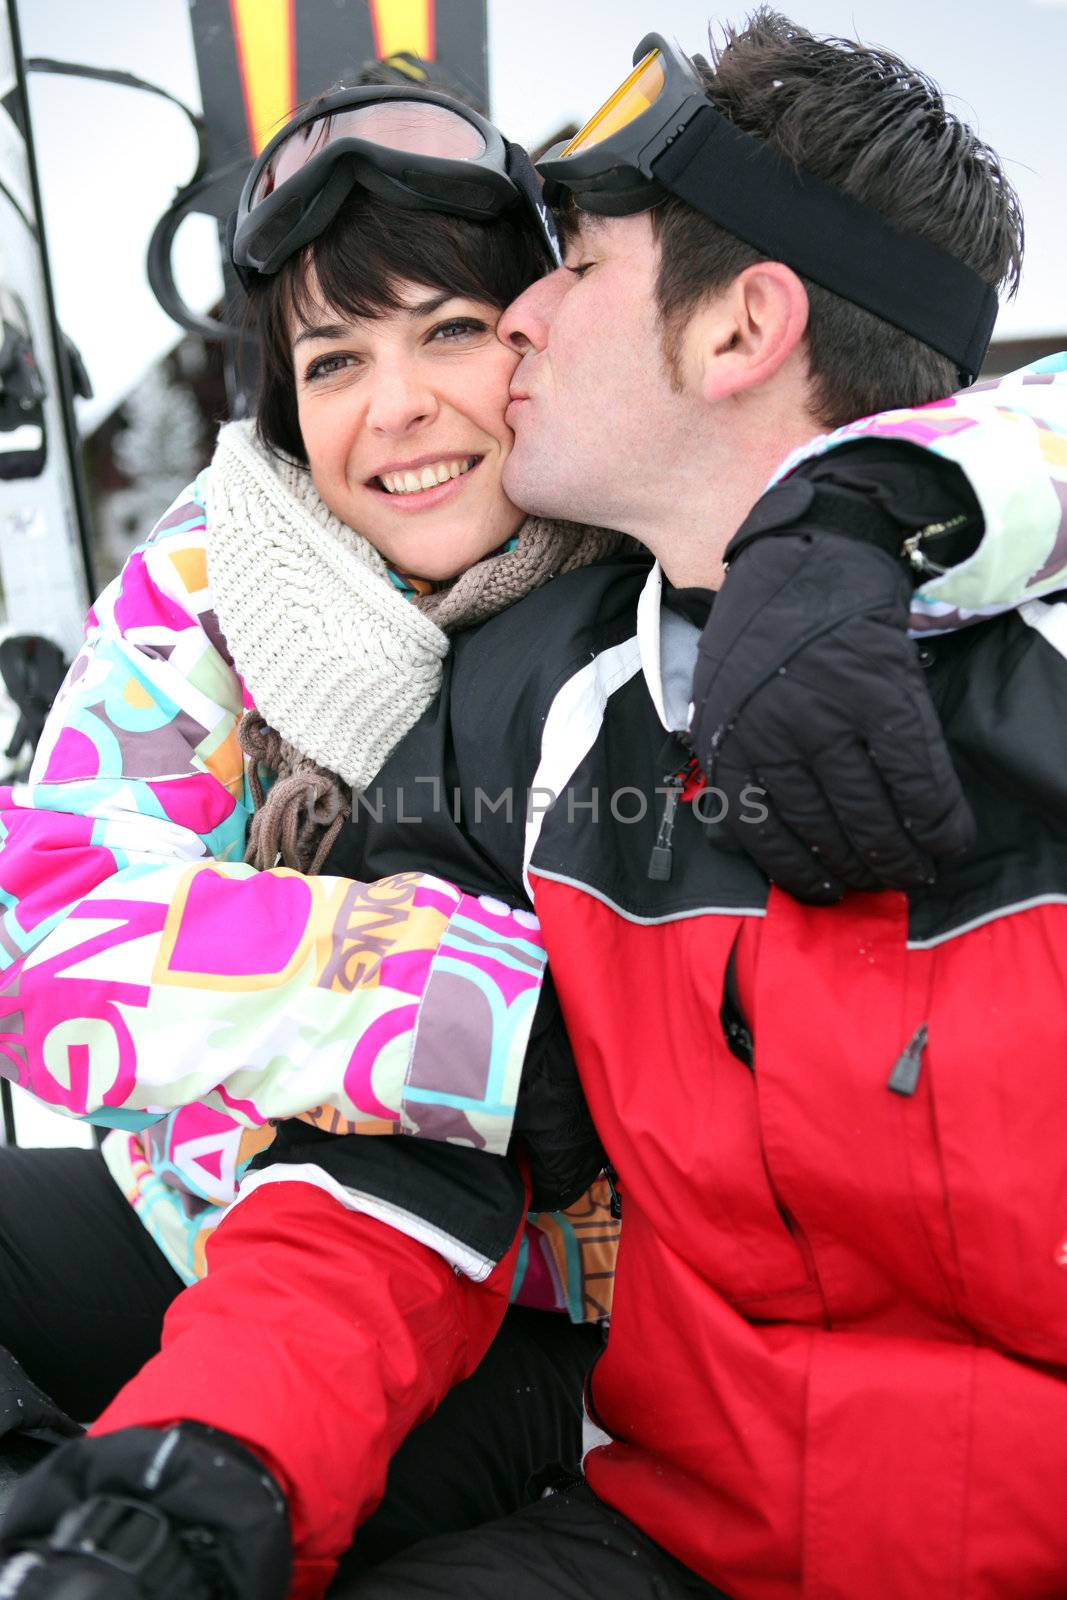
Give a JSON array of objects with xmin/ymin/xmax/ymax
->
[
  {"xmin": 248, "ymin": 192, "xmax": 549, "ymax": 462},
  {"xmin": 652, "ymin": 9, "xmax": 1024, "ymax": 426}
]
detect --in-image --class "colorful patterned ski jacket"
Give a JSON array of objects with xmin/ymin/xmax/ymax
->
[{"xmin": 0, "ymin": 466, "xmax": 611, "ymax": 1309}]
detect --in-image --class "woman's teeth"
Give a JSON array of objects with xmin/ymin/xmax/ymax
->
[{"xmin": 378, "ymin": 458, "xmax": 475, "ymax": 495}]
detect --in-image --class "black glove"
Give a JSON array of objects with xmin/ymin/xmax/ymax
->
[
  {"xmin": 0, "ymin": 1426, "xmax": 290, "ymax": 1600},
  {"xmin": 691, "ymin": 445, "xmax": 982, "ymax": 903}
]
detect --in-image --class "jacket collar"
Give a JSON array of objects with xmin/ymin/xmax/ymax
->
[{"xmin": 637, "ymin": 562, "xmax": 711, "ymax": 735}]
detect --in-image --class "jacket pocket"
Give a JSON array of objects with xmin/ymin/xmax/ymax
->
[{"xmin": 915, "ymin": 912, "xmax": 1067, "ymax": 1361}]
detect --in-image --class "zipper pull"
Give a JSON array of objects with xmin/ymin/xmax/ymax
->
[
  {"xmin": 901, "ymin": 514, "xmax": 969, "ymax": 579},
  {"xmin": 888, "ymin": 1023, "xmax": 927, "ymax": 1096},
  {"xmin": 605, "ymin": 1166, "xmax": 622, "ymax": 1220},
  {"xmin": 648, "ymin": 773, "xmax": 683, "ymax": 881}
]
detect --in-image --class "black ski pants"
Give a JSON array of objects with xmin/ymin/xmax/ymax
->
[
  {"xmin": 0, "ymin": 1145, "xmax": 601, "ymax": 1581},
  {"xmin": 333, "ymin": 1483, "xmax": 731, "ymax": 1600}
]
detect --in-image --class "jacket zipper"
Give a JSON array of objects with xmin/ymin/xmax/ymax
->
[{"xmin": 648, "ymin": 733, "xmax": 700, "ymax": 882}]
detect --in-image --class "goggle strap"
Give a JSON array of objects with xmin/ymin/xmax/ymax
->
[
  {"xmin": 505, "ymin": 141, "xmax": 562, "ymax": 265},
  {"xmin": 224, "ymin": 210, "xmax": 257, "ymax": 294},
  {"xmin": 653, "ymin": 105, "xmax": 997, "ymax": 384}
]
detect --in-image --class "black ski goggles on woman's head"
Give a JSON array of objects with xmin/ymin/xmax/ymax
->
[
  {"xmin": 538, "ymin": 33, "xmax": 998, "ymax": 384},
  {"xmin": 231, "ymin": 84, "xmax": 559, "ymax": 285}
]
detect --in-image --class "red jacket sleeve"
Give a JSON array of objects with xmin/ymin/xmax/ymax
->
[{"xmin": 92, "ymin": 1179, "xmax": 523, "ymax": 1599}]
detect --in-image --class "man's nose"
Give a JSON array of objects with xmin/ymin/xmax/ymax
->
[
  {"xmin": 365, "ymin": 362, "xmax": 438, "ymax": 434},
  {"xmin": 498, "ymin": 268, "xmax": 569, "ymax": 354}
]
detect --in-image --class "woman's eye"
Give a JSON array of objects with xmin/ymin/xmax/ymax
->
[
  {"xmin": 430, "ymin": 317, "xmax": 489, "ymax": 343},
  {"xmin": 565, "ymin": 261, "xmax": 595, "ymax": 279},
  {"xmin": 305, "ymin": 352, "xmax": 358, "ymax": 382}
]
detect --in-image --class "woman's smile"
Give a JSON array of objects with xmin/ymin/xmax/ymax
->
[{"xmin": 363, "ymin": 452, "xmax": 484, "ymax": 510}]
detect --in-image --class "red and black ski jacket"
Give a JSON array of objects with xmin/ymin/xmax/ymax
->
[{"xmin": 315, "ymin": 546, "xmax": 1067, "ymax": 1599}]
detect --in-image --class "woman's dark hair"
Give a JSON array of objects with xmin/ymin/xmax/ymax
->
[{"xmin": 247, "ymin": 191, "xmax": 550, "ymax": 461}]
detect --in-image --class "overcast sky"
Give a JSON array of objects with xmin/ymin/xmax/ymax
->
[{"xmin": 18, "ymin": 0, "xmax": 1067, "ymax": 431}]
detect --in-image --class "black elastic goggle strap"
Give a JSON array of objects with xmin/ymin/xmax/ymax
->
[
  {"xmin": 652, "ymin": 104, "xmax": 998, "ymax": 384},
  {"xmin": 225, "ymin": 210, "xmax": 256, "ymax": 294},
  {"xmin": 505, "ymin": 141, "xmax": 561, "ymax": 265}
]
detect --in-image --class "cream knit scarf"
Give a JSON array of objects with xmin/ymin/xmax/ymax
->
[{"xmin": 205, "ymin": 420, "xmax": 623, "ymax": 871}]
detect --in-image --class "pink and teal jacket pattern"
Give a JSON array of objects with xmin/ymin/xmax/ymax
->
[
  {"xmin": 0, "ymin": 359, "xmax": 1065, "ymax": 1285},
  {"xmin": 776, "ymin": 352, "xmax": 1067, "ymax": 632},
  {"xmin": 0, "ymin": 473, "xmax": 547, "ymax": 1281}
]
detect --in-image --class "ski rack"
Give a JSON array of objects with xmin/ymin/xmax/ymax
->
[
  {"xmin": 0, "ymin": 9, "xmax": 99, "ymax": 1147},
  {"xmin": 2, "ymin": 0, "xmax": 96, "ymax": 607}
]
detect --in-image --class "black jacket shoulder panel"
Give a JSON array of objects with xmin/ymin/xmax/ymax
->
[{"xmin": 907, "ymin": 609, "xmax": 1067, "ymax": 943}]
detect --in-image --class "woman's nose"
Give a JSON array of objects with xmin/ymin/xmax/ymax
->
[{"xmin": 365, "ymin": 362, "xmax": 438, "ymax": 435}]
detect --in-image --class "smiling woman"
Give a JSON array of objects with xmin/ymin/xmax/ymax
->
[
  {"xmin": 291, "ymin": 273, "xmax": 525, "ymax": 579},
  {"xmin": 228, "ymin": 175, "xmax": 619, "ymax": 864},
  {"xmin": 0, "ymin": 79, "xmax": 621, "ymax": 1600}
]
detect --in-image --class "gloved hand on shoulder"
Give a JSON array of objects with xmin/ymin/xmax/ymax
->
[{"xmin": 690, "ymin": 442, "xmax": 982, "ymax": 903}]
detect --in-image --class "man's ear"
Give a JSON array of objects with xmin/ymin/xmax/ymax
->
[{"xmin": 684, "ymin": 262, "xmax": 810, "ymax": 404}]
